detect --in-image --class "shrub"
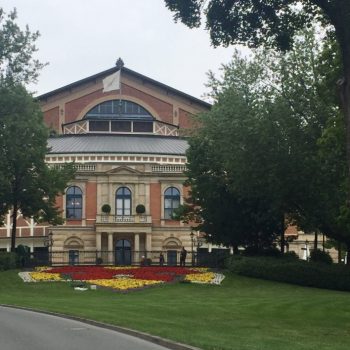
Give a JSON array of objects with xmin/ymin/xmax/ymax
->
[
  {"xmin": 283, "ymin": 251, "xmax": 299, "ymax": 260},
  {"xmin": 225, "ymin": 255, "xmax": 350, "ymax": 292},
  {"xmin": 244, "ymin": 246, "xmax": 281, "ymax": 257},
  {"xmin": 0, "ymin": 252, "xmax": 18, "ymax": 271},
  {"xmin": 101, "ymin": 204, "xmax": 111, "ymax": 213},
  {"xmin": 136, "ymin": 204, "xmax": 146, "ymax": 214},
  {"xmin": 310, "ymin": 249, "xmax": 333, "ymax": 265}
]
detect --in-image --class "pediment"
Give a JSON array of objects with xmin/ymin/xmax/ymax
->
[{"xmin": 105, "ymin": 165, "xmax": 142, "ymax": 175}]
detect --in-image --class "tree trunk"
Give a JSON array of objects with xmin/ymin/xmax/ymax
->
[
  {"xmin": 280, "ymin": 215, "xmax": 285, "ymax": 254},
  {"xmin": 314, "ymin": 231, "xmax": 318, "ymax": 251},
  {"xmin": 338, "ymin": 241, "xmax": 342, "ymax": 264},
  {"xmin": 10, "ymin": 203, "xmax": 18, "ymax": 253}
]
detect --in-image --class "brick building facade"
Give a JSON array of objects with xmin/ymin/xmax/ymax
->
[{"xmin": 0, "ymin": 62, "xmax": 210, "ymax": 265}]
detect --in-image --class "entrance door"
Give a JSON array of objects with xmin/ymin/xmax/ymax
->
[
  {"xmin": 167, "ymin": 250, "xmax": 177, "ymax": 266},
  {"xmin": 69, "ymin": 250, "xmax": 79, "ymax": 265},
  {"xmin": 115, "ymin": 239, "xmax": 131, "ymax": 265}
]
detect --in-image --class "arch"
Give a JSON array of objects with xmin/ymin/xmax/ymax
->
[
  {"xmin": 84, "ymin": 99, "xmax": 154, "ymax": 121},
  {"xmin": 75, "ymin": 95, "xmax": 161, "ymax": 122},
  {"xmin": 63, "ymin": 236, "xmax": 84, "ymax": 249},
  {"xmin": 116, "ymin": 239, "xmax": 131, "ymax": 248},
  {"xmin": 162, "ymin": 237, "xmax": 182, "ymax": 249},
  {"xmin": 115, "ymin": 186, "xmax": 132, "ymax": 216},
  {"xmin": 164, "ymin": 187, "xmax": 180, "ymax": 219},
  {"xmin": 66, "ymin": 186, "xmax": 83, "ymax": 219}
]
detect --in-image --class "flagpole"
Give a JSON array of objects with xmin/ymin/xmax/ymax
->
[{"xmin": 115, "ymin": 58, "xmax": 124, "ymax": 117}]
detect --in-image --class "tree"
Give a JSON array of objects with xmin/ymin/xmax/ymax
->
[
  {"xmin": 164, "ymin": 0, "xmax": 350, "ymax": 200},
  {"xmin": 0, "ymin": 9, "xmax": 73, "ymax": 252},
  {"xmin": 0, "ymin": 8, "xmax": 45, "ymax": 84},
  {"xmin": 181, "ymin": 30, "xmax": 342, "ymax": 253},
  {"xmin": 0, "ymin": 84, "xmax": 75, "ymax": 252}
]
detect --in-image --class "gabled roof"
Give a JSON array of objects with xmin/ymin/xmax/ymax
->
[
  {"xmin": 38, "ymin": 65, "xmax": 211, "ymax": 109},
  {"xmin": 47, "ymin": 134, "xmax": 188, "ymax": 156}
]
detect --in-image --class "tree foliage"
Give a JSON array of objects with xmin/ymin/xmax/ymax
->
[
  {"xmin": 165, "ymin": 0, "xmax": 321, "ymax": 50},
  {"xmin": 181, "ymin": 30, "xmax": 347, "ymax": 252},
  {"xmin": 0, "ymin": 84, "xmax": 75, "ymax": 251},
  {"xmin": 0, "ymin": 8, "xmax": 45, "ymax": 84},
  {"xmin": 165, "ymin": 1, "xmax": 350, "ymax": 222},
  {"xmin": 0, "ymin": 8, "xmax": 73, "ymax": 251}
]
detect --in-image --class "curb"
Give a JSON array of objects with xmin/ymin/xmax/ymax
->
[{"xmin": 0, "ymin": 304, "xmax": 201, "ymax": 350}]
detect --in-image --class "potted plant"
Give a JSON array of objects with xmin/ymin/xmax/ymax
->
[
  {"xmin": 101, "ymin": 204, "xmax": 111, "ymax": 223},
  {"xmin": 136, "ymin": 204, "xmax": 146, "ymax": 214},
  {"xmin": 101, "ymin": 204, "xmax": 111, "ymax": 214}
]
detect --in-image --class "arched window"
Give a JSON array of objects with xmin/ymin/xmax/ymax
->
[
  {"xmin": 164, "ymin": 187, "xmax": 180, "ymax": 220},
  {"xmin": 116, "ymin": 187, "xmax": 132, "ymax": 216},
  {"xmin": 84, "ymin": 100, "xmax": 153, "ymax": 120},
  {"xmin": 66, "ymin": 186, "xmax": 82, "ymax": 219}
]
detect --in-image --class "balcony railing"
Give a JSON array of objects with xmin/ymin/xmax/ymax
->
[
  {"xmin": 62, "ymin": 119, "xmax": 179, "ymax": 137},
  {"xmin": 96, "ymin": 214, "xmax": 152, "ymax": 224}
]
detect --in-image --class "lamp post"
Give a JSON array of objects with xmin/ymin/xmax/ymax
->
[
  {"xmin": 190, "ymin": 230, "xmax": 195, "ymax": 266},
  {"xmin": 44, "ymin": 231, "xmax": 54, "ymax": 266}
]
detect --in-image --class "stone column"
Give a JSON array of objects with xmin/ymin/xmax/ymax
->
[
  {"xmin": 96, "ymin": 232, "xmax": 102, "ymax": 263},
  {"xmin": 96, "ymin": 232, "xmax": 101, "ymax": 250},
  {"xmin": 134, "ymin": 233, "xmax": 140, "ymax": 264},
  {"xmin": 108, "ymin": 233, "xmax": 114, "ymax": 265},
  {"xmin": 146, "ymin": 233, "xmax": 152, "ymax": 256}
]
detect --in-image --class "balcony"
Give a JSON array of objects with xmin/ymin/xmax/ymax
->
[
  {"xmin": 62, "ymin": 119, "xmax": 179, "ymax": 137},
  {"xmin": 96, "ymin": 214, "xmax": 152, "ymax": 225}
]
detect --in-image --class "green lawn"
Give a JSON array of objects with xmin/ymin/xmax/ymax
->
[{"xmin": 1, "ymin": 270, "xmax": 350, "ymax": 350}]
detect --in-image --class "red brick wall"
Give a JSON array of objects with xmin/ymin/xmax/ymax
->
[
  {"xmin": 43, "ymin": 107, "xmax": 60, "ymax": 132},
  {"xmin": 64, "ymin": 84, "xmax": 174, "ymax": 124},
  {"xmin": 65, "ymin": 90, "xmax": 104, "ymax": 123},
  {"xmin": 179, "ymin": 108, "xmax": 196, "ymax": 129},
  {"xmin": 150, "ymin": 183, "xmax": 161, "ymax": 225},
  {"xmin": 122, "ymin": 84, "xmax": 173, "ymax": 124},
  {"xmin": 55, "ymin": 195, "xmax": 63, "ymax": 212}
]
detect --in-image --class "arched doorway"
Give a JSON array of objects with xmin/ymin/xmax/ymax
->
[
  {"xmin": 163, "ymin": 237, "xmax": 182, "ymax": 266},
  {"xmin": 115, "ymin": 239, "xmax": 131, "ymax": 265}
]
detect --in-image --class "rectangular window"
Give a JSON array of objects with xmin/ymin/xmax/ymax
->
[
  {"xmin": 164, "ymin": 208, "xmax": 173, "ymax": 220},
  {"xmin": 111, "ymin": 121, "xmax": 131, "ymax": 132},
  {"xmin": 133, "ymin": 121, "xmax": 153, "ymax": 133},
  {"xmin": 89, "ymin": 121, "xmax": 109, "ymax": 132}
]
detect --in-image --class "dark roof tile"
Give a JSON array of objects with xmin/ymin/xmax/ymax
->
[{"xmin": 48, "ymin": 134, "xmax": 188, "ymax": 156}]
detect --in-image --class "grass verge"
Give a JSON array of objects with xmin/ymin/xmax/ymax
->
[{"xmin": 1, "ymin": 269, "xmax": 350, "ymax": 350}]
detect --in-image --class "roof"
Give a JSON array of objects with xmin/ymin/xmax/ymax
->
[
  {"xmin": 47, "ymin": 134, "xmax": 188, "ymax": 156},
  {"xmin": 38, "ymin": 66, "xmax": 211, "ymax": 109}
]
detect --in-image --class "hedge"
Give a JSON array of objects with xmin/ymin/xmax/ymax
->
[
  {"xmin": 0, "ymin": 252, "xmax": 18, "ymax": 271},
  {"xmin": 225, "ymin": 255, "xmax": 350, "ymax": 292}
]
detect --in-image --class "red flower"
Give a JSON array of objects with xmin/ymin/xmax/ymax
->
[{"xmin": 46, "ymin": 266, "xmax": 200, "ymax": 281}]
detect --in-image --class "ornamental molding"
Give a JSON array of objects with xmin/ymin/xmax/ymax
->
[
  {"xmin": 105, "ymin": 165, "xmax": 142, "ymax": 175},
  {"xmin": 46, "ymin": 153, "xmax": 187, "ymax": 166}
]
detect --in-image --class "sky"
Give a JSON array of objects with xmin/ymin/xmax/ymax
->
[{"xmin": 1, "ymin": 0, "xmax": 241, "ymax": 100}]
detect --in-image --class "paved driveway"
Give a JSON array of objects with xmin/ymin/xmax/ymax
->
[{"xmin": 0, "ymin": 306, "xmax": 173, "ymax": 350}]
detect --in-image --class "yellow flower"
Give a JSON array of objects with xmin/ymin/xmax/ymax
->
[
  {"xmin": 87, "ymin": 278, "xmax": 162, "ymax": 290},
  {"xmin": 35, "ymin": 266, "xmax": 52, "ymax": 272},
  {"xmin": 30, "ymin": 272, "xmax": 62, "ymax": 281},
  {"xmin": 189, "ymin": 267, "xmax": 209, "ymax": 272},
  {"xmin": 184, "ymin": 272, "xmax": 216, "ymax": 284}
]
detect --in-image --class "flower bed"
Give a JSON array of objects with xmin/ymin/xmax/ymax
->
[{"xmin": 19, "ymin": 266, "xmax": 224, "ymax": 291}]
